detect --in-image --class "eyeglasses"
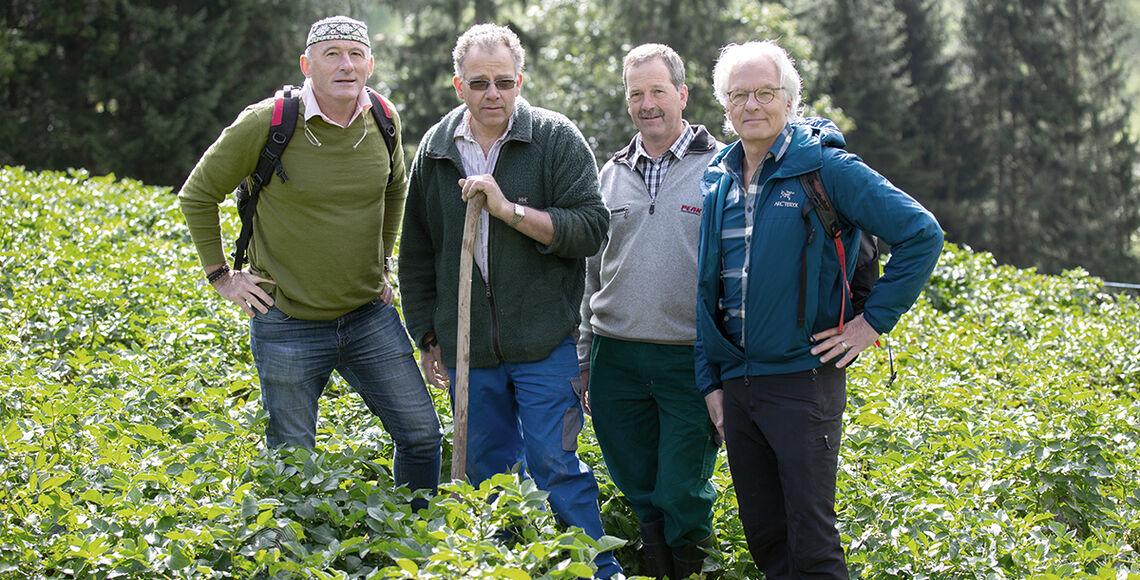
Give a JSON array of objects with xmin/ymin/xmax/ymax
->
[
  {"xmin": 465, "ymin": 78, "xmax": 518, "ymax": 92},
  {"xmin": 727, "ymin": 87, "xmax": 784, "ymax": 107}
]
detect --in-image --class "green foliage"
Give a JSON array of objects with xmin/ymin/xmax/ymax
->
[
  {"xmin": 0, "ymin": 167, "xmax": 617, "ymax": 578},
  {"xmin": 2, "ymin": 164, "xmax": 1140, "ymax": 578},
  {"xmin": 841, "ymin": 245, "xmax": 1140, "ymax": 577}
]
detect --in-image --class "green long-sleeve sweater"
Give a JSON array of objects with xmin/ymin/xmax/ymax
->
[
  {"xmin": 399, "ymin": 98, "xmax": 608, "ymax": 368},
  {"xmin": 178, "ymin": 93, "xmax": 407, "ymax": 320}
]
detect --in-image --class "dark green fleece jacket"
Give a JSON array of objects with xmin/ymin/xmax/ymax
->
[{"xmin": 399, "ymin": 98, "xmax": 607, "ymax": 368}]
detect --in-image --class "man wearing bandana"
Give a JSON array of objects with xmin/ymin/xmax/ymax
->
[{"xmin": 178, "ymin": 16, "xmax": 442, "ymax": 507}]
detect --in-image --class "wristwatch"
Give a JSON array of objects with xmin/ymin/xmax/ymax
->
[{"xmin": 509, "ymin": 203, "xmax": 525, "ymax": 227}]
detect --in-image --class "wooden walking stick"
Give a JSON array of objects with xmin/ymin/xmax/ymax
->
[{"xmin": 451, "ymin": 196, "xmax": 483, "ymax": 481}]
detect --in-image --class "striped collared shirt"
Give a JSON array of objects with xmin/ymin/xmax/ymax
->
[
  {"xmin": 632, "ymin": 122, "xmax": 695, "ymax": 213},
  {"xmin": 453, "ymin": 109, "xmax": 517, "ymax": 282},
  {"xmin": 720, "ymin": 123, "xmax": 795, "ymax": 346}
]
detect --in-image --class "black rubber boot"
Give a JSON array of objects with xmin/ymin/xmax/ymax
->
[
  {"xmin": 640, "ymin": 519, "xmax": 674, "ymax": 579},
  {"xmin": 671, "ymin": 534, "xmax": 715, "ymax": 579}
]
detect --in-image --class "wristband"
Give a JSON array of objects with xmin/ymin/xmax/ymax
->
[{"xmin": 207, "ymin": 264, "xmax": 230, "ymax": 284}]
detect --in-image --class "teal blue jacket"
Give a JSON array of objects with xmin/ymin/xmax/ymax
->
[
  {"xmin": 694, "ymin": 119, "xmax": 943, "ymax": 394},
  {"xmin": 399, "ymin": 98, "xmax": 607, "ymax": 368}
]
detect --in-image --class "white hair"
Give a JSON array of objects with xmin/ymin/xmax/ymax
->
[{"xmin": 712, "ymin": 40, "xmax": 803, "ymax": 133}]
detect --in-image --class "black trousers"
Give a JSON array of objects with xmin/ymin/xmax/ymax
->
[{"xmin": 722, "ymin": 365, "xmax": 849, "ymax": 579}]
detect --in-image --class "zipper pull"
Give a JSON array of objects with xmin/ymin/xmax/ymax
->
[{"xmin": 649, "ymin": 200, "xmax": 656, "ymax": 215}]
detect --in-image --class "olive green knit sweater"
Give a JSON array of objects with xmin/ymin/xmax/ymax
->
[{"xmin": 178, "ymin": 94, "xmax": 406, "ymax": 320}]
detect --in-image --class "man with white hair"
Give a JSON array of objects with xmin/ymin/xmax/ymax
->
[{"xmin": 695, "ymin": 40, "xmax": 943, "ymax": 578}]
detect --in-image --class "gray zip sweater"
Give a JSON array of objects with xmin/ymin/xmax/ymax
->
[{"xmin": 578, "ymin": 125, "xmax": 723, "ymax": 368}]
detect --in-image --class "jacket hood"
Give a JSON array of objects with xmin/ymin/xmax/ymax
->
[{"xmin": 798, "ymin": 116, "xmax": 846, "ymax": 149}]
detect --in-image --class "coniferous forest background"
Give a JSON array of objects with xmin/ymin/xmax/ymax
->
[
  {"xmin": 3, "ymin": 2, "xmax": 1140, "ymax": 578},
  {"xmin": 2, "ymin": 0, "xmax": 1139, "ymax": 279}
]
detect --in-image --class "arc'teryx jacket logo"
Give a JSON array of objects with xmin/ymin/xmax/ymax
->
[{"xmin": 774, "ymin": 189, "xmax": 799, "ymax": 209}]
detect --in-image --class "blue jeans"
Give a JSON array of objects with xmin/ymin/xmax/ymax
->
[
  {"xmin": 449, "ymin": 336, "xmax": 622, "ymax": 579},
  {"xmin": 250, "ymin": 298, "xmax": 442, "ymax": 496}
]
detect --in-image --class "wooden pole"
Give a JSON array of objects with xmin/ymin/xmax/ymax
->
[{"xmin": 451, "ymin": 196, "xmax": 483, "ymax": 482}]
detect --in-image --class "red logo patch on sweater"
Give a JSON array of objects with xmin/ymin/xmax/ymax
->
[{"xmin": 681, "ymin": 204, "xmax": 702, "ymax": 216}]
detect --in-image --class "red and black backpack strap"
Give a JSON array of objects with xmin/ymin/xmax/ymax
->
[
  {"xmin": 365, "ymin": 87, "xmax": 398, "ymax": 185},
  {"xmin": 798, "ymin": 169, "xmax": 853, "ymax": 333},
  {"xmin": 232, "ymin": 85, "xmax": 300, "ymax": 270},
  {"xmin": 231, "ymin": 86, "xmax": 398, "ymax": 270}
]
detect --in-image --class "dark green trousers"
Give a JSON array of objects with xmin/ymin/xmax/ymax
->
[{"xmin": 590, "ymin": 335, "xmax": 718, "ymax": 547}]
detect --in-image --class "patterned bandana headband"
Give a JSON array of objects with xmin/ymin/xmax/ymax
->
[{"xmin": 306, "ymin": 16, "xmax": 370, "ymax": 49}]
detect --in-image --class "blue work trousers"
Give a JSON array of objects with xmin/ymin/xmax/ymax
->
[{"xmin": 449, "ymin": 335, "xmax": 621, "ymax": 579}]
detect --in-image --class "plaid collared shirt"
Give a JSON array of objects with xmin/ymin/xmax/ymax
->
[
  {"xmin": 633, "ymin": 123, "xmax": 695, "ymax": 213},
  {"xmin": 719, "ymin": 123, "xmax": 794, "ymax": 345}
]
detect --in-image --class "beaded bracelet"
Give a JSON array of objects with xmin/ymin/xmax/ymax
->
[{"xmin": 207, "ymin": 264, "xmax": 230, "ymax": 284}]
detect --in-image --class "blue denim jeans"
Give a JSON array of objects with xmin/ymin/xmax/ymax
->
[
  {"xmin": 249, "ymin": 298, "xmax": 442, "ymax": 495},
  {"xmin": 449, "ymin": 336, "xmax": 622, "ymax": 579}
]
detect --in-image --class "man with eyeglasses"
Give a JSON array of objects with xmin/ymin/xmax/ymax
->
[
  {"xmin": 398, "ymin": 23, "xmax": 621, "ymax": 579},
  {"xmin": 695, "ymin": 41, "xmax": 943, "ymax": 578},
  {"xmin": 577, "ymin": 43, "xmax": 723, "ymax": 580}
]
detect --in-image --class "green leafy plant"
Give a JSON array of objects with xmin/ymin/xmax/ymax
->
[{"xmin": 1, "ymin": 167, "xmax": 1138, "ymax": 578}]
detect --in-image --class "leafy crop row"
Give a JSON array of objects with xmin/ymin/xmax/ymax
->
[{"xmin": 1, "ymin": 167, "xmax": 1138, "ymax": 578}]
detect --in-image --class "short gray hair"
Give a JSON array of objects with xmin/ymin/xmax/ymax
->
[
  {"xmin": 452, "ymin": 23, "xmax": 525, "ymax": 79},
  {"xmin": 622, "ymin": 43, "xmax": 685, "ymax": 91},
  {"xmin": 712, "ymin": 40, "xmax": 803, "ymax": 132}
]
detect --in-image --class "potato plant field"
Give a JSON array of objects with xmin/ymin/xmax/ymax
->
[{"xmin": 1, "ymin": 167, "xmax": 1138, "ymax": 579}]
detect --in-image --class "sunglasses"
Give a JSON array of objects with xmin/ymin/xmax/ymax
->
[{"xmin": 464, "ymin": 78, "xmax": 518, "ymax": 92}]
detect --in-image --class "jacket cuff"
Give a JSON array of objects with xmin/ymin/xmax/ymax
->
[{"xmin": 700, "ymin": 384, "xmax": 722, "ymax": 397}]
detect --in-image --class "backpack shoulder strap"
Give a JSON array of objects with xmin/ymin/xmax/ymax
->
[
  {"xmin": 258, "ymin": 85, "xmax": 300, "ymax": 187},
  {"xmin": 796, "ymin": 168, "xmax": 852, "ymax": 332},
  {"xmin": 232, "ymin": 85, "xmax": 299, "ymax": 270},
  {"xmin": 366, "ymin": 87, "xmax": 398, "ymax": 185},
  {"xmin": 799, "ymin": 170, "xmax": 841, "ymax": 240}
]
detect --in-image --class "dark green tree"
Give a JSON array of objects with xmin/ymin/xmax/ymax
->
[
  {"xmin": 0, "ymin": 0, "xmax": 347, "ymax": 186},
  {"xmin": 807, "ymin": 0, "xmax": 919, "ymax": 194},
  {"xmin": 890, "ymin": 0, "xmax": 980, "ymax": 243},
  {"xmin": 961, "ymin": 0, "xmax": 1139, "ymax": 278},
  {"xmin": 1042, "ymin": 0, "xmax": 1139, "ymax": 279}
]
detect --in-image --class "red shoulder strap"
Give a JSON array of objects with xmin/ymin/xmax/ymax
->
[
  {"xmin": 271, "ymin": 94, "xmax": 286, "ymax": 126},
  {"xmin": 367, "ymin": 87, "xmax": 392, "ymax": 119}
]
